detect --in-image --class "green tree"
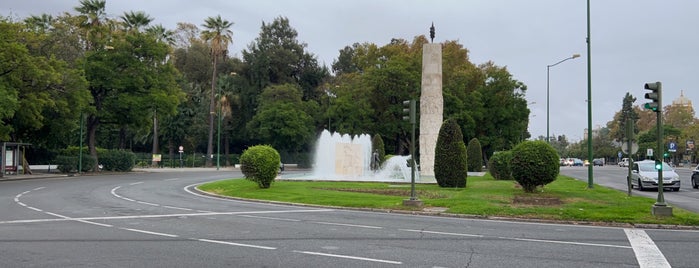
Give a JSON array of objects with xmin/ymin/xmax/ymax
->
[
  {"xmin": 467, "ymin": 138, "xmax": 483, "ymax": 172},
  {"xmin": 120, "ymin": 11, "xmax": 153, "ymax": 32},
  {"xmin": 434, "ymin": 119, "xmax": 468, "ymax": 188},
  {"xmin": 247, "ymin": 84, "xmax": 316, "ymax": 153},
  {"xmin": 201, "ymin": 15, "xmax": 234, "ymax": 167},
  {"xmin": 371, "ymin": 134, "xmax": 386, "ymax": 168},
  {"xmin": 240, "ymin": 145, "xmax": 280, "ymax": 188},
  {"xmin": 609, "ymin": 93, "xmax": 639, "ymax": 143}
]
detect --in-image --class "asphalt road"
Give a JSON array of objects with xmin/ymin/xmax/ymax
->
[
  {"xmin": 2, "ymin": 170, "xmax": 699, "ymax": 267},
  {"xmin": 560, "ymin": 165, "xmax": 699, "ymax": 213}
]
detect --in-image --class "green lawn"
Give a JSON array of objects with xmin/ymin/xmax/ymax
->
[{"xmin": 198, "ymin": 173, "xmax": 699, "ymax": 226}]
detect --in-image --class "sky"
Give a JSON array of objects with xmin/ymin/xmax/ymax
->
[{"xmin": 3, "ymin": 0, "xmax": 698, "ymax": 142}]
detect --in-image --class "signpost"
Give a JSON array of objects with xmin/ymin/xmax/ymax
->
[{"xmin": 178, "ymin": 146, "xmax": 184, "ymax": 168}]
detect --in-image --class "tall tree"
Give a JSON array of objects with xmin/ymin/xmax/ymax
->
[
  {"xmin": 201, "ymin": 15, "xmax": 233, "ymax": 167},
  {"xmin": 608, "ymin": 93, "xmax": 638, "ymax": 142}
]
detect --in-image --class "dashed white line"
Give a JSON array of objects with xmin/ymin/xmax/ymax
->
[
  {"xmin": 294, "ymin": 250, "xmax": 402, "ymax": 265},
  {"xmin": 129, "ymin": 182, "xmax": 144, "ymax": 185},
  {"xmin": 401, "ymin": 229, "xmax": 483, "ymax": 238},
  {"xmin": 314, "ymin": 221, "xmax": 383, "ymax": 229},
  {"xmin": 121, "ymin": 228, "xmax": 178, "ymax": 238},
  {"xmin": 27, "ymin": 207, "xmax": 43, "ymax": 212},
  {"xmin": 502, "ymin": 236, "xmax": 631, "ymax": 249},
  {"xmin": 136, "ymin": 201, "xmax": 160, "ymax": 206},
  {"xmin": 162, "ymin": 205, "xmax": 193, "ymax": 211},
  {"xmin": 624, "ymin": 228, "xmax": 671, "ymax": 268},
  {"xmin": 197, "ymin": 238, "xmax": 276, "ymax": 250},
  {"xmin": 239, "ymin": 215, "xmax": 301, "ymax": 222},
  {"xmin": 164, "ymin": 178, "xmax": 180, "ymax": 181}
]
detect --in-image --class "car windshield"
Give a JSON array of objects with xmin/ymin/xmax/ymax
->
[{"xmin": 638, "ymin": 162, "xmax": 674, "ymax": 172}]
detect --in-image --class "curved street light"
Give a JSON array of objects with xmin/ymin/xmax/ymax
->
[{"xmin": 546, "ymin": 53, "xmax": 580, "ymax": 143}]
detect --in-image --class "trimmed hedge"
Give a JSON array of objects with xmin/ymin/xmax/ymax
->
[
  {"xmin": 467, "ymin": 138, "xmax": 483, "ymax": 172},
  {"xmin": 434, "ymin": 119, "xmax": 468, "ymax": 188},
  {"xmin": 55, "ymin": 155, "xmax": 96, "ymax": 173},
  {"xmin": 100, "ymin": 150, "xmax": 136, "ymax": 171},
  {"xmin": 510, "ymin": 140, "xmax": 560, "ymax": 192},
  {"xmin": 240, "ymin": 145, "xmax": 281, "ymax": 188},
  {"xmin": 488, "ymin": 151, "xmax": 513, "ymax": 180}
]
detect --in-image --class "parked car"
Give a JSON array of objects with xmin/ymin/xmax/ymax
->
[
  {"xmin": 692, "ymin": 164, "xmax": 699, "ymax": 189},
  {"xmin": 572, "ymin": 158, "xmax": 583, "ymax": 166},
  {"xmin": 592, "ymin": 158, "xmax": 604, "ymax": 166},
  {"xmin": 619, "ymin": 158, "xmax": 629, "ymax": 167},
  {"xmin": 583, "ymin": 160, "xmax": 590, "ymax": 166},
  {"xmin": 630, "ymin": 160, "xmax": 680, "ymax": 191}
]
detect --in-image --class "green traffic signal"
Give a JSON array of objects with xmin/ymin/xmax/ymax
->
[
  {"xmin": 654, "ymin": 160, "xmax": 663, "ymax": 170},
  {"xmin": 643, "ymin": 82, "xmax": 661, "ymax": 113}
]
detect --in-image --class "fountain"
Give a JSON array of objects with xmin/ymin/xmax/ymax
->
[{"xmin": 284, "ymin": 130, "xmax": 421, "ymax": 182}]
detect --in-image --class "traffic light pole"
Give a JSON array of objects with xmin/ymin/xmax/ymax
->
[
  {"xmin": 402, "ymin": 99, "xmax": 422, "ymax": 207},
  {"xmin": 644, "ymin": 81, "xmax": 671, "ymax": 216}
]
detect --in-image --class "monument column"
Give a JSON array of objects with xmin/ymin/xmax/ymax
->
[{"xmin": 419, "ymin": 43, "xmax": 443, "ymax": 179}]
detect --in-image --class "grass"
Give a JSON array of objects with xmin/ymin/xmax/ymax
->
[{"xmin": 198, "ymin": 173, "xmax": 699, "ymax": 226}]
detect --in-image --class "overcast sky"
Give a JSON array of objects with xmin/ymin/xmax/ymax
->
[{"xmin": 4, "ymin": 0, "xmax": 698, "ymax": 142}]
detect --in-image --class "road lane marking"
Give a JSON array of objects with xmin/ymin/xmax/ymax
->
[
  {"xmin": 239, "ymin": 215, "xmax": 301, "ymax": 222},
  {"xmin": 293, "ymin": 250, "xmax": 402, "ymax": 265},
  {"xmin": 162, "ymin": 205, "xmax": 193, "ymax": 211},
  {"xmin": 129, "ymin": 182, "xmax": 144, "ymax": 185},
  {"xmin": 624, "ymin": 228, "xmax": 671, "ymax": 268},
  {"xmin": 314, "ymin": 221, "xmax": 383, "ymax": 229},
  {"xmin": 164, "ymin": 178, "xmax": 179, "ymax": 181},
  {"xmin": 197, "ymin": 238, "xmax": 276, "ymax": 250},
  {"xmin": 401, "ymin": 229, "xmax": 483, "ymax": 238},
  {"xmin": 136, "ymin": 201, "xmax": 160, "ymax": 206},
  {"xmin": 121, "ymin": 228, "xmax": 178, "ymax": 238}
]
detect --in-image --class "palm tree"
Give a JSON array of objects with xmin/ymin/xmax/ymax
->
[
  {"xmin": 24, "ymin": 14, "xmax": 54, "ymax": 32},
  {"xmin": 120, "ymin": 11, "xmax": 153, "ymax": 32},
  {"xmin": 146, "ymin": 24, "xmax": 176, "ymax": 45},
  {"xmin": 74, "ymin": 0, "xmax": 106, "ymax": 28},
  {"xmin": 201, "ymin": 15, "xmax": 233, "ymax": 167}
]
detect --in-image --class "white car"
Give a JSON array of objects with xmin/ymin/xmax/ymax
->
[
  {"xmin": 630, "ymin": 160, "xmax": 680, "ymax": 191},
  {"xmin": 619, "ymin": 158, "xmax": 629, "ymax": 167}
]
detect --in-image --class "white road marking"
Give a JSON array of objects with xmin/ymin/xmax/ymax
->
[
  {"xmin": 162, "ymin": 205, "xmax": 193, "ymax": 211},
  {"xmin": 197, "ymin": 238, "xmax": 276, "ymax": 250},
  {"xmin": 239, "ymin": 215, "xmax": 301, "ymax": 222},
  {"xmin": 121, "ymin": 228, "xmax": 178, "ymax": 238},
  {"xmin": 164, "ymin": 178, "xmax": 179, "ymax": 181},
  {"xmin": 0, "ymin": 209, "xmax": 335, "ymax": 225},
  {"xmin": 27, "ymin": 207, "xmax": 43, "ymax": 212},
  {"xmin": 294, "ymin": 250, "xmax": 402, "ymax": 265},
  {"xmin": 314, "ymin": 221, "xmax": 383, "ymax": 229},
  {"xmin": 624, "ymin": 228, "xmax": 671, "ymax": 268},
  {"xmin": 401, "ymin": 229, "xmax": 483, "ymax": 238},
  {"xmin": 129, "ymin": 182, "xmax": 144, "ymax": 185},
  {"xmin": 502, "ymin": 236, "xmax": 631, "ymax": 249},
  {"xmin": 136, "ymin": 201, "xmax": 160, "ymax": 206}
]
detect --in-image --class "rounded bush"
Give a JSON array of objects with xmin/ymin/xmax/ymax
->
[
  {"xmin": 467, "ymin": 138, "xmax": 483, "ymax": 172},
  {"xmin": 434, "ymin": 119, "xmax": 468, "ymax": 188},
  {"xmin": 240, "ymin": 145, "xmax": 281, "ymax": 188},
  {"xmin": 488, "ymin": 151, "xmax": 513, "ymax": 180},
  {"xmin": 510, "ymin": 141, "xmax": 560, "ymax": 192}
]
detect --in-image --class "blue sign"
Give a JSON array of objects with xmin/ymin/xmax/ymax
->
[{"xmin": 668, "ymin": 142, "xmax": 677, "ymax": 152}]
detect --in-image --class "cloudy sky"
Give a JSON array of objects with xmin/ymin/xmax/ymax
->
[{"xmin": 4, "ymin": 0, "xmax": 698, "ymax": 141}]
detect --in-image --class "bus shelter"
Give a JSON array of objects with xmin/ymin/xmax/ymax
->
[{"xmin": 1, "ymin": 142, "xmax": 32, "ymax": 177}]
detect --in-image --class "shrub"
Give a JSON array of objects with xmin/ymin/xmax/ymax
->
[
  {"xmin": 240, "ymin": 145, "xmax": 281, "ymax": 188},
  {"xmin": 489, "ymin": 151, "xmax": 513, "ymax": 180},
  {"xmin": 467, "ymin": 138, "xmax": 483, "ymax": 172},
  {"xmin": 100, "ymin": 150, "xmax": 136, "ymax": 171},
  {"xmin": 510, "ymin": 140, "xmax": 560, "ymax": 192},
  {"xmin": 55, "ymin": 155, "xmax": 96, "ymax": 173},
  {"xmin": 434, "ymin": 119, "xmax": 468, "ymax": 188}
]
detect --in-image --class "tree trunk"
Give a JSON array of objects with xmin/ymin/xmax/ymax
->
[
  {"xmin": 87, "ymin": 114, "xmax": 99, "ymax": 171},
  {"xmin": 206, "ymin": 56, "xmax": 218, "ymax": 167}
]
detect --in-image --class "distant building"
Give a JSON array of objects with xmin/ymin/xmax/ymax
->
[{"xmin": 672, "ymin": 90, "xmax": 692, "ymax": 108}]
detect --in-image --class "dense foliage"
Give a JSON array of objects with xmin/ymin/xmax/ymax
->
[
  {"xmin": 510, "ymin": 141, "xmax": 560, "ymax": 192},
  {"xmin": 434, "ymin": 119, "xmax": 468, "ymax": 188},
  {"xmin": 239, "ymin": 145, "xmax": 281, "ymax": 188},
  {"xmin": 466, "ymin": 138, "xmax": 483, "ymax": 172},
  {"xmin": 100, "ymin": 150, "xmax": 136, "ymax": 171},
  {"xmin": 488, "ymin": 151, "xmax": 513, "ymax": 180}
]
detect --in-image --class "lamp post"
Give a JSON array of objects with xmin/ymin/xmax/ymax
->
[
  {"xmin": 546, "ymin": 54, "xmax": 580, "ymax": 143},
  {"xmin": 586, "ymin": 0, "xmax": 593, "ymax": 189}
]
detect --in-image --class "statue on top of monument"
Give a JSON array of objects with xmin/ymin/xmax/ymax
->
[{"xmin": 430, "ymin": 22, "xmax": 435, "ymax": 43}]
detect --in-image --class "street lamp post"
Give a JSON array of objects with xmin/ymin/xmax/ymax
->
[{"xmin": 546, "ymin": 54, "xmax": 580, "ymax": 143}]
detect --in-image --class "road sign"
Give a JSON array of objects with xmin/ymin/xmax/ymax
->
[
  {"xmin": 622, "ymin": 142, "xmax": 638, "ymax": 154},
  {"xmin": 668, "ymin": 142, "xmax": 677, "ymax": 152},
  {"xmin": 647, "ymin": 148, "xmax": 653, "ymax": 156},
  {"xmin": 178, "ymin": 145, "xmax": 184, "ymax": 153}
]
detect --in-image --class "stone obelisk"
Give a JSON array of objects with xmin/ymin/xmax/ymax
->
[{"xmin": 419, "ymin": 28, "xmax": 442, "ymax": 179}]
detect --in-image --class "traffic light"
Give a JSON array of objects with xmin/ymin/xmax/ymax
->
[
  {"xmin": 654, "ymin": 160, "xmax": 663, "ymax": 171},
  {"xmin": 402, "ymin": 99, "xmax": 416, "ymax": 124},
  {"xmin": 643, "ymin": 82, "xmax": 662, "ymax": 112}
]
